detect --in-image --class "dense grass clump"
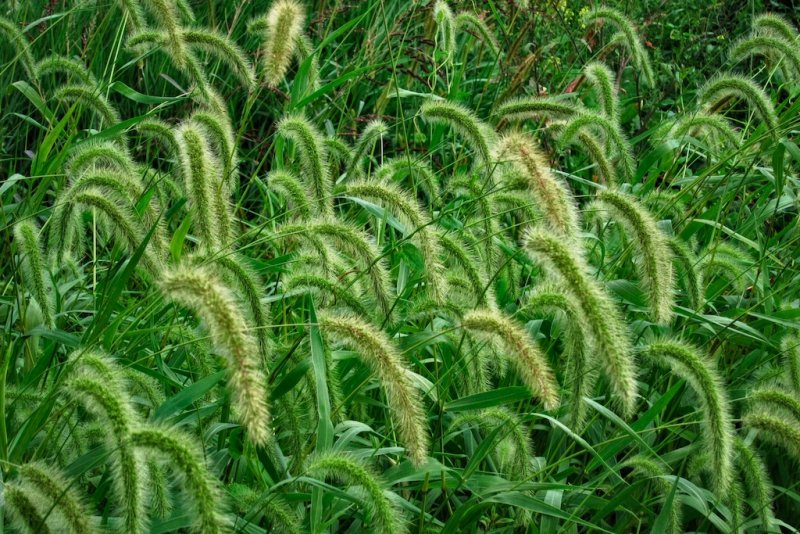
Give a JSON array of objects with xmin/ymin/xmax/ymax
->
[{"xmin": 1, "ymin": 1, "xmax": 799, "ymax": 532}]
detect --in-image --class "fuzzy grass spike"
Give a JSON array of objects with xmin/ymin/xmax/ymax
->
[
  {"xmin": 593, "ymin": 189, "xmax": 675, "ymax": 323},
  {"xmin": 583, "ymin": 7, "xmax": 655, "ymax": 86},
  {"xmin": 699, "ymin": 74, "xmax": 779, "ymax": 134},
  {"xmin": 14, "ymin": 221, "xmax": 54, "ymax": 329},
  {"xmin": 318, "ymin": 313, "xmax": 429, "ymax": 465},
  {"xmin": 18, "ymin": 462, "xmax": 95, "ymax": 534},
  {"xmin": 461, "ymin": 308, "xmax": 560, "ymax": 410},
  {"xmin": 277, "ymin": 115, "xmax": 331, "ymax": 218},
  {"xmin": 131, "ymin": 425, "xmax": 226, "ymax": 533},
  {"xmin": 64, "ymin": 375, "xmax": 143, "ymax": 534},
  {"xmin": 525, "ymin": 228, "xmax": 637, "ymax": 417},
  {"xmin": 250, "ymin": 0, "xmax": 306, "ymax": 87},
  {"xmin": 159, "ymin": 264, "xmax": 271, "ymax": 445},
  {"xmin": 420, "ymin": 99, "xmax": 495, "ymax": 168},
  {"xmin": 306, "ymin": 451, "xmax": 408, "ymax": 534},
  {"xmin": 641, "ymin": 340, "xmax": 734, "ymax": 495},
  {"xmin": 496, "ymin": 132, "xmax": 580, "ymax": 238}
]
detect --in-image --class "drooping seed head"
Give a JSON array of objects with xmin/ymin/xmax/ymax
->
[
  {"xmin": 525, "ymin": 228, "xmax": 638, "ymax": 417},
  {"xmin": 640, "ymin": 339, "xmax": 734, "ymax": 495},
  {"xmin": 318, "ymin": 312, "xmax": 429, "ymax": 465},
  {"xmin": 159, "ymin": 263, "xmax": 272, "ymax": 445},
  {"xmin": 461, "ymin": 308, "xmax": 560, "ymax": 410}
]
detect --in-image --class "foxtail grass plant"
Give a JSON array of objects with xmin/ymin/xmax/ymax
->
[
  {"xmin": 306, "ymin": 451, "xmax": 408, "ymax": 534},
  {"xmin": 583, "ymin": 7, "xmax": 655, "ymax": 86}
]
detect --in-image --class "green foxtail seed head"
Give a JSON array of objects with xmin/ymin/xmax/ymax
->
[
  {"xmin": 491, "ymin": 190, "xmax": 539, "ymax": 233},
  {"xmin": 47, "ymin": 169, "xmax": 161, "ymax": 265},
  {"xmin": 439, "ymin": 233, "xmax": 492, "ymax": 307},
  {"xmin": 495, "ymin": 132, "xmax": 580, "ymax": 238},
  {"xmin": 306, "ymin": 451, "xmax": 409, "ymax": 534},
  {"xmin": 0, "ymin": 16, "xmax": 37, "ymax": 79},
  {"xmin": 318, "ymin": 312, "xmax": 429, "ymax": 465},
  {"xmin": 666, "ymin": 112, "xmax": 742, "ymax": 151},
  {"xmin": 68, "ymin": 187, "xmax": 162, "ymax": 274},
  {"xmin": 522, "ymin": 283, "xmax": 595, "ymax": 428},
  {"xmin": 277, "ymin": 114, "xmax": 331, "ymax": 219},
  {"xmin": 749, "ymin": 387, "xmax": 800, "ymax": 421},
  {"xmin": 699, "ymin": 241, "xmax": 753, "ymax": 295},
  {"xmin": 744, "ymin": 411, "xmax": 800, "ymax": 461},
  {"xmin": 576, "ymin": 129, "xmax": 618, "ymax": 185},
  {"xmin": 191, "ymin": 109, "xmax": 238, "ymax": 191},
  {"xmin": 730, "ymin": 33, "xmax": 800, "ymax": 80},
  {"xmin": 454, "ymin": 12, "xmax": 499, "ymax": 57},
  {"xmin": 3, "ymin": 483, "xmax": 53, "ymax": 534},
  {"xmin": 267, "ymin": 169, "xmax": 312, "ymax": 220},
  {"xmin": 668, "ymin": 237, "xmax": 704, "ymax": 311},
  {"xmin": 324, "ymin": 136, "xmax": 354, "ymax": 178},
  {"xmin": 18, "ymin": 462, "xmax": 94, "ymax": 534},
  {"xmin": 141, "ymin": 0, "xmax": 186, "ymax": 66},
  {"xmin": 131, "ymin": 425, "xmax": 227, "ymax": 533},
  {"xmin": 279, "ymin": 220, "xmax": 394, "ymax": 317},
  {"xmin": 127, "ymin": 30, "xmax": 212, "ymax": 100},
  {"xmin": 558, "ymin": 111, "xmax": 636, "ymax": 181},
  {"xmin": 698, "ymin": 74, "xmax": 779, "ymax": 135},
  {"xmin": 293, "ymin": 34, "xmax": 320, "ymax": 93},
  {"xmin": 146, "ymin": 457, "xmax": 172, "ymax": 519},
  {"xmin": 117, "ymin": 0, "xmax": 144, "ymax": 30},
  {"xmin": 374, "ymin": 157, "xmax": 440, "ymax": 201},
  {"xmin": 583, "ymin": 7, "xmax": 655, "ymax": 86},
  {"xmin": 733, "ymin": 437, "xmax": 775, "ymax": 531},
  {"xmin": 35, "ymin": 54, "xmax": 97, "ymax": 85},
  {"xmin": 449, "ymin": 408, "xmax": 533, "ymax": 480},
  {"xmin": 136, "ymin": 118, "xmax": 180, "ymax": 166},
  {"xmin": 420, "ymin": 99, "xmax": 496, "ymax": 168},
  {"xmin": 525, "ymin": 228, "xmax": 638, "ymax": 417},
  {"xmin": 583, "ymin": 61, "xmax": 619, "ymax": 121},
  {"xmin": 203, "ymin": 253, "xmax": 272, "ymax": 362},
  {"xmin": 54, "ymin": 85, "xmax": 121, "ymax": 127},
  {"xmin": 158, "ymin": 263, "xmax": 272, "ymax": 446},
  {"xmin": 461, "ymin": 308, "xmax": 560, "ymax": 410},
  {"xmin": 449, "ymin": 175, "xmax": 498, "ymax": 273},
  {"xmin": 250, "ymin": 0, "xmax": 305, "ymax": 87},
  {"xmin": 285, "ymin": 272, "xmax": 371, "ymax": 319},
  {"xmin": 176, "ymin": 123, "xmax": 231, "ymax": 250},
  {"xmin": 174, "ymin": 0, "xmax": 195, "ymax": 21},
  {"xmin": 593, "ymin": 189, "xmax": 675, "ymax": 324},
  {"xmin": 65, "ymin": 141, "xmax": 137, "ymax": 178},
  {"xmin": 753, "ymin": 13, "xmax": 799, "ymax": 44},
  {"xmin": 341, "ymin": 179, "xmax": 446, "ymax": 303},
  {"xmin": 348, "ymin": 119, "xmax": 389, "ymax": 178},
  {"xmin": 181, "ymin": 28, "xmax": 257, "ymax": 91},
  {"xmin": 14, "ymin": 221, "xmax": 54, "ymax": 329},
  {"xmin": 494, "ymin": 96, "xmax": 579, "ymax": 122},
  {"xmin": 640, "ymin": 339, "xmax": 734, "ymax": 495},
  {"xmin": 432, "ymin": 1, "xmax": 456, "ymax": 62},
  {"xmin": 63, "ymin": 374, "xmax": 144, "ymax": 534},
  {"xmin": 66, "ymin": 348, "xmax": 123, "ymax": 385}
]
